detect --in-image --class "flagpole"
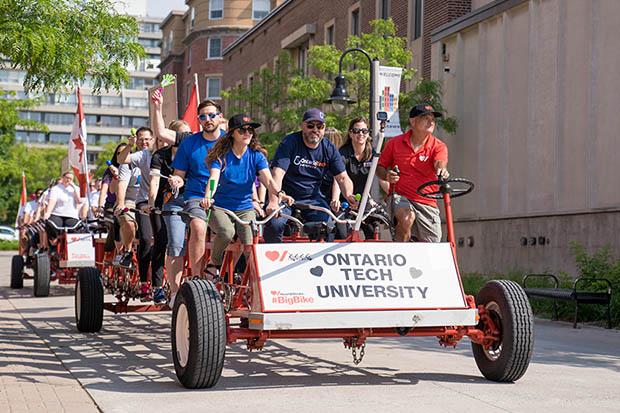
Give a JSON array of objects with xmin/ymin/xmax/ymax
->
[
  {"xmin": 194, "ymin": 73, "xmax": 200, "ymax": 104},
  {"xmin": 77, "ymin": 83, "xmax": 92, "ymax": 216}
]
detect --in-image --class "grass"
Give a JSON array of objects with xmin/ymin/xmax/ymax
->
[{"xmin": 0, "ymin": 240, "xmax": 19, "ymax": 251}]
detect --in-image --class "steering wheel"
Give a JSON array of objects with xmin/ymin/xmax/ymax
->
[{"xmin": 417, "ymin": 177, "xmax": 474, "ymax": 199}]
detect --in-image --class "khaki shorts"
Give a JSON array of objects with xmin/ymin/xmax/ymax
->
[
  {"xmin": 208, "ymin": 209, "xmax": 255, "ymax": 266},
  {"xmin": 386, "ymin": 192, "xmax": 441, "ymax": 242},
  {"xmin": 117, "ymin": 200, "xmax": 137, "ymax": 225}
]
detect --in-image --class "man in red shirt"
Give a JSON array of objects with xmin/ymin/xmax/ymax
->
[{"xmin": 376, "ymin": 103, "xmax": 449, "ymax": 242}]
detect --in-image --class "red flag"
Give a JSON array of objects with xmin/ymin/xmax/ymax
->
[
  {"xmin": 182, "ymin": 82, "xmax": 200, "ymax": 132},
  {"xmin": 68, "ymin": 87, "xmax": 89, "ymax": 197}
]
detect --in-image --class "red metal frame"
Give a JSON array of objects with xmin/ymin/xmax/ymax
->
[{"xmin": 209, "ymin": 195, "xmax": 500, "ymax": 352}]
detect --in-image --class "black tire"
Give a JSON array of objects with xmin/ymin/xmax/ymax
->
[
  {"xmin": 75, "ymin": 267, "xmax": 104, "ymax": 333},
  {"xmin": 472, "ymin": 280, "xmax": 534, "ymax": 382},
  {"xmin": 33, "ymin": 253, "xmax": 50, "ymax": 297},
  {"xmin": 171, "ymin": 279, "xmax": 226, "ymax": 389},
  {"xmin": 10, "ymin": 255, "xmax": 24, "ymax": 289}
]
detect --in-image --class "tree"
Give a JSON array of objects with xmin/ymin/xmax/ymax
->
[
  {"xmin": 0, "ymin": 0, "xmax": 144, "ymax": 94},
  {"xmin": 399, "ymin": 79, "xmax": 457, "ymax": 134},
  {"xmin": 0, "ymin": 0, "xmax": 145, "ymax": 224},
  {"xmin": 288, "ymin": 18, "xmax": 457, "ymax": 134}
]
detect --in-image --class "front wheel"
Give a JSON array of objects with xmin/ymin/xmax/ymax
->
[
  {"xmin": 471, "ymin": 280, "xmax": 534, "ymax": 382},
  {"xmin": 75, "ymin": 267, "xmax": 104, "ymax": 332},
  {"xmin": 171, "ymin": 279, "xmax": 226, "ymax": 389},
  {"xmin": 33, "ymin": 253, "xmax": 50, "ymax": 297},
  {"xmin": 10, "ymin": 255, "xmax": 24, "ymax": 289}
]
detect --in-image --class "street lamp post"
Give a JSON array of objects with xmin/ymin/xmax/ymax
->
[{"xmin": 326, "ymin": 48, "xmax": 383, "ymax": 240}]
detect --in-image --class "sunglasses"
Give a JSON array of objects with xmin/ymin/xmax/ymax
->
[
  {"xmin": 237, "ymin": 126, "xmax": 254, "ymax": 134},
  {"xmin": 350, "ymin": 127, "xmax": 370, "ymax": 134},
  {"xmin": 198, "ymin": 112, "xmax": 220, "ymax": 121},
  {"xmin": 306, "ymin": 122, "xmax": 325, "ymax": 130}
]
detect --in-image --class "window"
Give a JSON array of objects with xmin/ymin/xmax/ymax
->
[
  {"xmin": 351, "ymin": 8, "xmax": 360, "ymax": 36},
  {"xmin": 45, "ymin": 113, "xmax": 74, "ymax": 125},
  {"xmin": 190, "ymin": 7, "xmax": 195, "ymax": 28},
  {"xmin": 188, "ymin": 47, "xmax": 192, "ymax": 69},
  {"xmin": 98, "ymin": 115, "xmax": 122, "ymax": 127},
  {"xmin": 186, "ymin": 82, "xmax": 193, "ymax": 105},
  {"xmin": 49, "ymin": 132, "xmax": 70, "ymax": 144},
  {"xmin": 137, "ymin": 38, "xmax": 159, "ymax": 48},
  {"xmin": 413, "ymin": 0, "xmax": 423, "ymax": 40},
  {"xmin": 298, "ymin": 46, "xmax": 308, "ymax": 77},
  {"xmin": 82, "ymin": 95, "xmax": 101, "ymax": 106},
  {"xmin": 206, "ymin": 77, "xmax": 221, "ymax": 99},
  {"xmin": 208, "ymin": 38, "xmax": 222, "ymax": 59},
  {"xmin": 325, "ymin": 24, "xmax": 335, "ymax": 45},
  {"xmin": 210, "ymin": 0, "xmax": 223, "ymax": 19},
  {"xmin": 253, "ymin": 0, "xmax": 270, "ymax": 20},
  {"xmin": 16, "ymin": 130, "xmax": 45, "ymax": 143},
  {"xmin": 379, "ymin": 0, "xmax": 389, "ymax": 19},
  {"xmin": 101, "ymin": 96, "xmax": 122, "ymax": 107},
  {"xmin": 168, "ymin": 31, "xmax": 173, "ymax": 53},
  {"xmin": 18, "ymin": 111, "xmax": 42, "ymax": 122}
]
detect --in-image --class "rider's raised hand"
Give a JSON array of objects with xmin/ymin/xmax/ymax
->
[
  {"xmin": 151, "ymin": 91, "xmax": 162, "ymax": 109},
  {"xmin": 128, "ymin": 134, "xmax": 137, "ymax": 148}
]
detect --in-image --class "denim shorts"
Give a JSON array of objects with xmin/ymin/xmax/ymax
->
[{"xmin": 163, "ymin": 196, "xmax": 186, "ymax": 256}]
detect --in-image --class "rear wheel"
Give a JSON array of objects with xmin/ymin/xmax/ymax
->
[
  {"xmin": 171, "ymin": 279, "xmax": 226, "ymax": 389},
  {"xmin": 75, "ymin": 267, "xmax": 104, "ymax": 332},
  {"xmin": 472, "ymin": 280, "xmax": 534, "ymax": 382},
  {"xmin": 10, "ymin": 255, "xmax": 24, "ymax": 289},
  {"xmin": 33, "ymin": 253, "xmax": 50, "ymax": 297}
]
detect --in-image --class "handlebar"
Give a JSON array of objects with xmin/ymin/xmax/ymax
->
[
  {"xmin": 295, "ymin": 202, "xmax": 382, "ymax": 225},
  {"xmin": 212, "ymin": 204, "xmax": 288, "ymax": 227},
  {"xmin": 46, "ymin": 219, "xmax": 84, "ymax": 231}
]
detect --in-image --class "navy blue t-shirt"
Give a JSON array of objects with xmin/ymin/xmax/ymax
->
[{"xmin": 271, "ymin": 131, "xmax": 345, "ymax": 200}]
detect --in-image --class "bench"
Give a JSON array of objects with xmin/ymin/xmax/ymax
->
[{"xmin": 522, "ymin": 274, "xmax": 612, "ymax": 329}]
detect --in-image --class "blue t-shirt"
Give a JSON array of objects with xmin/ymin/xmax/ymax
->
[
  {"xmin": 171, "ymin": 131, "xmax": 220, "ymax": 199},
  {"xmin": 210, "ymin": 148, "xmax": 269, "ymax": 211},
  {"xmin": 271, "ymin": 131, "xmax": 345, "ymax": 200}
]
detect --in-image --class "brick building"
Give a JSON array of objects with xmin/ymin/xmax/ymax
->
[
  {"xmin": 222, "ymin": 0, "xmax": 472, "ymax": 101},
  {"xmin": 159, "ymin": 0, "xmax": 273, "ymax": 116}
]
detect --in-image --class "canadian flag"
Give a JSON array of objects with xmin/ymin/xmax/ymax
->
[
  {"xmin": 182, "ymin": 75, "xmax": 200, "ymax": 132},
  {"xmin": 68, "ymin": 87, "xmax": 89, "ymax": 197}
]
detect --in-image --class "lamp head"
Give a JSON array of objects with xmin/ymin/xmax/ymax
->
[{"xmin": 325, "ymin": 73, "xmax": 356, "ymax": 111}]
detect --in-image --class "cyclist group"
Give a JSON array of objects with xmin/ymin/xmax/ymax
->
[{"xmin": 17, "ymin": 89, "xmax": 449, "ymax": 308}]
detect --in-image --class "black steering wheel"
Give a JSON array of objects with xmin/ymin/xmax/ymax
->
[{"xmin": 417, "ymin": 177, "xmax": 474, "ymax": 199}]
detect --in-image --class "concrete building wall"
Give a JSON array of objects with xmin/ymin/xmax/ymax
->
[{"xmin": 432, "ymin": 0, "xmax": 620, "ymax": 274}]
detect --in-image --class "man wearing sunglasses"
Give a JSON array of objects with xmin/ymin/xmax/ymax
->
[
  {"xmin": 263, "ymin": 108, "xmax": 357, "ymax": 243},
  {"xmin": 376, "ymin": 103, "xmax": 449, "ymax": 243},
  {"xmin": 167, "ymin": 99, "xmax": 225, "ymax": 280}
]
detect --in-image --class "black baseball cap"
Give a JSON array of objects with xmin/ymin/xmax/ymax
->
[
  {"xmin": 410, "ymin": 103, "xmax": 443, "ymax": 119},
  {"xmin": 228, "ymin": 113, "xmax": 261, "ymax": 130}
]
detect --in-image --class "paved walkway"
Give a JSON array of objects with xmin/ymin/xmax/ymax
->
[{"xmin": 0, "ymin": 252, "xmax": 99, "ymax": 412}]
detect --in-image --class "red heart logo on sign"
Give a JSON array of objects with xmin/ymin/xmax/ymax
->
[
  {"xmin": 270, "ymin": 290, "xmax": 279, "ymax": 296},
  {"xmin": 265, "ymin": 251, "xmax": 279, "ymax": 261}
]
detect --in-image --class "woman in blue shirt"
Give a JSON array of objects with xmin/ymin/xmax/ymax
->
[{"xmin": 202, "ymin": 113, "xmax": 293, "ymax": 278}]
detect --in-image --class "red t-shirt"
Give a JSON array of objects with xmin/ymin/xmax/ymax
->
[{"xmin": 378, "ymin": 131, "xmax": 448, "ymax": 207}]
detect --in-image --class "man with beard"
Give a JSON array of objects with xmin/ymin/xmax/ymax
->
[
  {"xmin": 168, "ymin": 99, "xmax": 224, "ymax": 278},
  {"xmin": 263, "ymin": 108, "xmax": 357, "ymax": 243}
]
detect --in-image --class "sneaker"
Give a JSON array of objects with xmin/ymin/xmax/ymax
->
[
  {"xmin": 204, "ymin": 264, "xmax": 220, "ymax": 283},
  {"xmin": 119, "ymin": 250, "xmax": 133, "ymax": 268},
  {"xmin": 153, "ymin": 288, "xmax": 166, "ymax": 305},
  {"xmin": 139, "ymin": 283, "xmax": 151, "ymax": 302}
]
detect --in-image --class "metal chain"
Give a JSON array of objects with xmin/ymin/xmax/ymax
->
[{"xmin": 351, "ymin": 341, "xmax": 366, "ymax": 365}]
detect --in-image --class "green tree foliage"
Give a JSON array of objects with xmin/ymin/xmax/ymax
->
[
  {"xmin": 399, "ymin": 79, "xmax": 457, "ymax": 134},
  {"xmin": 288, "ymin": 19, "xmax": 416, "ymax": 132},
  {"xmin": 0, "ymin": 0, "xmax": 144, "ymax": 94},
  {"xmin": 0, "ymin": 0, "xmax": 145, "ymax": 224},
  {"xmin": 93, "ymin": 140, "xmax": 121, "ymax": 178},
  {"xmin": 0, "ymin": 144, "xmax": 66, "ymax": 223}
]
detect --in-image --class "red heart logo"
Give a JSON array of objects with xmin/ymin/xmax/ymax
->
[
  {"xmin": 270, "ymin": 290, "xmax": 279, "ymax": 296},
  {"xmin": 265, "ymin": 251, "xmax": 279, "ymax": 261}
]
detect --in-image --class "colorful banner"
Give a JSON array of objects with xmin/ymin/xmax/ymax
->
[{"xmin": 377, "ymin": 65, "xmax": 404, "ymax": 137}]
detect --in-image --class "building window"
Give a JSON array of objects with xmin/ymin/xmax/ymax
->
[
  {"xmin": 351, "ymin": 8, "xmax": 360, "ymax": 36},
  {"xmin": 297, "ymin": 46, "xmax": 307, "ymax": 77},
  {"xmin": 206, "ymin": 77, "xmax": 221, "ymax": 99},
  {"xmin": 208, "ymin": 38, "xmax": 222, "ymax": 59},
  {"xmin": 168, "ymin": 31, "xmax": 173, "ymax": 54},
  {"xmin": 210, "ymin": 0, "xmax": 223, "ymax": 19},
  {"xmin": 187, "ymin": 82, "xmax": 193, "ymax": 105},
  {"xmin": 413, "ymin": 0, "xmax": 423, "ymax": 40},
  {"xmin": 326, "ymin": 24, "xmax": 334, "ymax": 45},
  {"xmin": 49, "ymin": 132, "xmax": 71, "ymax": 144},
  {"xmin": 379, "ymin": 0, "xmax": 389, "ymax": 19},
  {"xmin": 187, "ymin": 47, "xmax": 192, "ymax": 70},
  {"xmin": 190, "ymin": 7, "xmax": 195, "ymax": 28},
  {"xmin": 253, "ymin": 0, "xmax": 270, "ymax": 20}
]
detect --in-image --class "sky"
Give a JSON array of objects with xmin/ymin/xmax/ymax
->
[{"xmin": 146, "ymin": 0, "xmax": 187, "ymax": 18}]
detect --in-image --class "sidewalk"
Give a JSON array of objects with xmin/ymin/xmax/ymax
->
[{"xmin": 0, "ymin": 252, "xmax": 99, "ymax": 413}]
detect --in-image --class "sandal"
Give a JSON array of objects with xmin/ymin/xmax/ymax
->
[{"xmin": 204, "ymin": 264, "xmax": 221, "ymax": 283}]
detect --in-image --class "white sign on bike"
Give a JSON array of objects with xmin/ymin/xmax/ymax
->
[
  {"xmin": 255, "ymin": 242, "xmax": 467, "ymax": 312},
  {"xmin": 65, "ymin": 233, "xmax": 95, "ymax": 262}
]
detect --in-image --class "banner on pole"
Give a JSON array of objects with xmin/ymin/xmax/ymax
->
[{"xmin": 377, "ymin": 66, "xmax": 404, "ymax": 138}]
